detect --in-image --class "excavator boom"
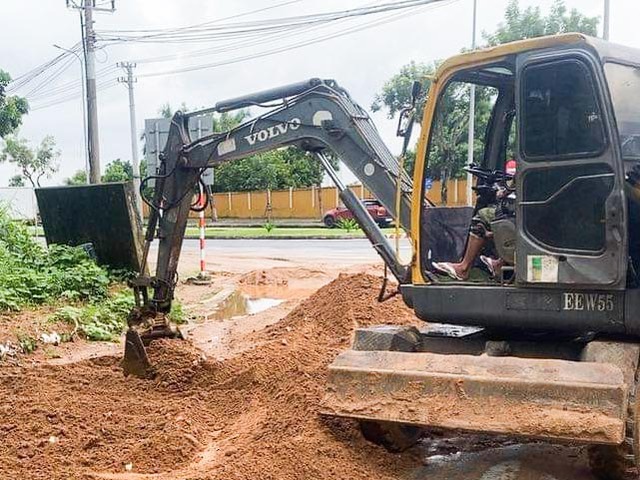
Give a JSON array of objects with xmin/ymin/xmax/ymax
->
[{"xmin": 124, "ymin": 78, "xmax": 413, "ymax": 377}]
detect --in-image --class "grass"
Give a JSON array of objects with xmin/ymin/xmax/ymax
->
[
  {"xmin": 31, "ymin": 225, "xmax": 396, "ymax": 239},
  {"xmin": 184, "ymin": 226, "xmax": 395, "ymax": 238}
]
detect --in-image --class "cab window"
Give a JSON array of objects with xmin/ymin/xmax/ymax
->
[
  {"xmin": 522, "ymin": 59, "xmax": 605, "ymax": 159},
  {"xmin": 605, "ymin": 62, "xmax": 640, "ymax": 160}
]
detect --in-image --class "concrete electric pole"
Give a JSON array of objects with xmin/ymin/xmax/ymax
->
[
  {"xmin": 117, "ymin": 62, "xmax": 143, "ymax": 216},
  {"xmin": 66, "ymin": 0, "xmax": 115, "ymax": 184},
  {"xmin": 466, "ymin": 0, "xmax": 478, "ymax": 206}
]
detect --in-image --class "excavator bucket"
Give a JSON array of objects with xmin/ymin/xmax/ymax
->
[
  {"xmin": 322, "ymin": 326, "xmax": 639, "ymax": 446},
  {"xmin": 121, "ymin": 313, "xmax": 183, "ymax": 378},
  {"xmin": 122, "ymin": 329, "xmax": 154, "ymax": 378}
]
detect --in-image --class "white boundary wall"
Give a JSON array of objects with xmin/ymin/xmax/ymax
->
[{"xmin": 0, "ymin": 187, "xmax": 38, "ymax": 220}]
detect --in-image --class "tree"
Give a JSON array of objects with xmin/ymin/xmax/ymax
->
[
  {"xmin": 484, "ymin": 0, "xmax": 598, "ymax": 46},
  {"xmin": 207, "ymin": 110, "xmax": 329, "ymax": 192},
  {"xmin": 8, "ymin": 175, "xmax": 24, "ymax": 187},
  {"xmin": 65, "ymin": 170, "xmax": 87, "ymax": 186},
  {"xmin": 0, "ymin": 135, "xmax": 59, "ymax": 188},
  {"xmin": 151, "ymin": 104, "xmax": 333, "ymax": 194},
  {"xmin": 158, "ymin": 101, "xmax": 190, "ymax": 118},
  {"xmin": 0, "ymin": 70, "xmax": 29, "ymax": 139},
  {"xmin": 102, "ymin": 159, "xmax": 133, "ymax": 183},
  {"xmin": 371, "ymin": 61, "xmax": 436, "ymax": 120},
  {"xmin": 372, "ymin": 0, "xmax": 599, "ymax": 203},
  {"xmin": 213, "ymin": 149, "xmax": 326, "ymax": 193}
]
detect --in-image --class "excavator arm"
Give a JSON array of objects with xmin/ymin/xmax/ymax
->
[{"xmin": 123, "ymin": 78, "xmax": 414, "ymax": 377}]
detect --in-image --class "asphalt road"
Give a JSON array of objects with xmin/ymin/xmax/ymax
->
[{"xmin": 178, "ymin": 237, "xmax": 413, "ymax": 265}]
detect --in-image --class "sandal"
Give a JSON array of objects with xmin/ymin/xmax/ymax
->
[
  {"xmin": 432, "ymin": 262, "xmax": 464, "ymax": 281},
  {"xmin": 480, "ymin": 255, "xmax": 498, "ymax": 277}
]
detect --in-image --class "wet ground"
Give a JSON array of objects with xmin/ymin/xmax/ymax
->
[{"xmin": 415, "ymin": 439, "xmax": 595, "ymax": 480}]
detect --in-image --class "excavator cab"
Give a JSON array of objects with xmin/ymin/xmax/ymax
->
[{"xmin": 324, "ymin": 35, "xmax": 640, "ymax": 479}]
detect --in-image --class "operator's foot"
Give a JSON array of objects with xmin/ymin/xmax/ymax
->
[
  {"xmin": 432, "ymin": 262, "xmax": 468, "ymax": 281},
  {"xmin": 480, "ymin": 255, "xmax": 504, "ymax": 278}
]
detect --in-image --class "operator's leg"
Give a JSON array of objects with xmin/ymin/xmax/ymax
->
[{"xmin": 433, "ymin": 206, "xmax": 495, "ymax": 280}]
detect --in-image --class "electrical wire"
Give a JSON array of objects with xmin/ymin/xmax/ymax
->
[
  {"xmin": 137, "ymin": 0, "xmax": 458, "ymax": 78},
  {"xmin": 7, "ymin": 44, "xmax": 81, "ymax": 93},
  {"xmin": 29, "ymin": 78, "xmax": 118, "ymax": 111},
  {"xmin": 96, "ymin": 0, "xmax": 447, "ymax": 45},
  {"xmin": 130, "ymin": 0, "xmax": 383, "ymax": 65},
  {"xmin": 101, "ymin": 0, "xmax": 305, "ymax": 35}
]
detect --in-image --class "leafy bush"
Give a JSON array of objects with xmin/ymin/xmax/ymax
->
[
  {"xmin": 52, "ymin": 292, "xmax": 186, "ymax": 341},
  {"xmin": 263, "ymin": 221, "xmax": 275, "ymax": 233},
  {"xmin": 336, "ymin": 218, "xmax": 359, "ymax": 233},
  {"xmin": 51, "ymin": 291, "xmax": 134, "ymax": 341},
  {"xmin": 0, "ymin": 208, "xmax": 110, "ymax": 311}
]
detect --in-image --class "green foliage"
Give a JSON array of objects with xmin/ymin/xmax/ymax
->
[
  {"xmin": 0, "ymin": 70, "xmax": 29, "ymax": 139},
  {"xmin": 0, "ymin": 135, "xmax": 59, "ymax": 188},
  {"xmin": 102, "ymin": 158, "xmax": 133, "ymax": 183},
  {"xmin": 16, "ymin": 333, "xmax": 37, "ymax": 354},
  {"xmin": 168, "ymin": 301, "xmax": 186, "ymax": 325},
  {"xmin": 213, "ymin": 148, "xmax": 326, "ymax": 192},
  {"xmin": 8, "ymin": 175, "xmax": 24, "ymax": 187},
  {"xmin": 371, "ymin": 61, "xmax": 436, "ymax": 120},
  {"xmin": 51, "ymin": 291, "xmax": 134, "ymax": 341},
  {"xmin": 484, "ymin": 0, "xmax": 599, "ymax": 46},
  {"xmin": 212, "ymin": 110, "xmax": 250, "ymax": 131},
  {"xmin": 52, "ymin": 291, "xmax": 186, "ymax": 341},
  {"xmin": 337, "ymin": 217, "xmax": 359, "ymax": 233},
  {"xmin": 65, "ymin": 169, "xmax": 87, "ymax": 186},
  {"xmin": 0, "ymin": 208, "xmax": 109, "ymax": 311},
  {"xmin": 263, "ymin": 221, "xmax": 275, "ymax": 233}
]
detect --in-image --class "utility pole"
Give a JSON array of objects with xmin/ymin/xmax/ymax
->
[
  {"xmin": 466, "ymin": 0, "xmax": 477, "ymax": 206},
  {"xmin": 603, "ymin": 0, "xmax": 610, "ymax": 41},
  {"xmin": 66, "ymin": 0, "xmax": 115, "ymax": 184},
  {"xmin": 117, "ymin": 62, "xmax": 143, "ymax": 216}
]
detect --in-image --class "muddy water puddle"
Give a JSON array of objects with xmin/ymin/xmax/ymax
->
[
  {"xmin": 204, "ymin": 290, "xmax": 284, "ymax": 321},
  {"xmin": 416, "ymin": 440, "xmax": 594, "ymax": 480}
]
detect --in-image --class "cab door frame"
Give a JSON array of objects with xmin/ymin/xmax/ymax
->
[{"xmin": 514, "ymin": 47, "xmax": 628, "ymax": 289}]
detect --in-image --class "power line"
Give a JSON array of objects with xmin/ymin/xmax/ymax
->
[
  {"xmin": 25, "ymin": 64, "xmax": 117, "ymax": 101},
  {"xmin": 96, "ymin": 0, "xmax": 448, "ymax": 45},
  {"xmin": 6, "ymin": 44, "xmax": 81, "ymax": 93},
  {"xmin": 21, "ymin": 0, "xmax": 458, "ymax": 110},
  {"xmin": 137, "ymin": 0, "xmax": 459, "ymax": 78},
  {"xmin": 130, "ymin": 0, "xmax": 381, "ymax": 64},
  {"xmin": 100, "ymin": 0, "xmax": 306, "ymax": 35},
  {"xmin": 29, "ymin": 79, "xmax": 118, "ymax": 111}
]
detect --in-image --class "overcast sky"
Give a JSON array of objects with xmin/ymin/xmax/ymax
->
[{"xmin": 1, "ymin": 0, "xmax": 637, "ymax": 186}]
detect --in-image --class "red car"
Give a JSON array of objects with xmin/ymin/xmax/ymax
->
[{"xmin": 323, "ymin": 199, "xmax": 392, "ymax": 228}]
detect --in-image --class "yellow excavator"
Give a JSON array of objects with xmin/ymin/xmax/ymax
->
[{"xmin": 124, "ymin": 34, "xmax": 640, "ymax": 479}]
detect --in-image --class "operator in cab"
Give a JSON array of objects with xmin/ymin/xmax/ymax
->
[{"xmin": 433, "ymin": 159, "xmax": 516, "ymax": 281}]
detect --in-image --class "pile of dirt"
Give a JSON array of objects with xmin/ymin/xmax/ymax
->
[
  {"xmin": 0, "ymin": 273, "xmax": 419, "ymax": 480},
  {"xmin": 238, "ymin": 268, "xmax": 290, "ymax": 286}
]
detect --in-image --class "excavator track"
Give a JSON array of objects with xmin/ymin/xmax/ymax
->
[{"xmin": 589, "ymin": 362, "xmax": 640, "ymax": 480}]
